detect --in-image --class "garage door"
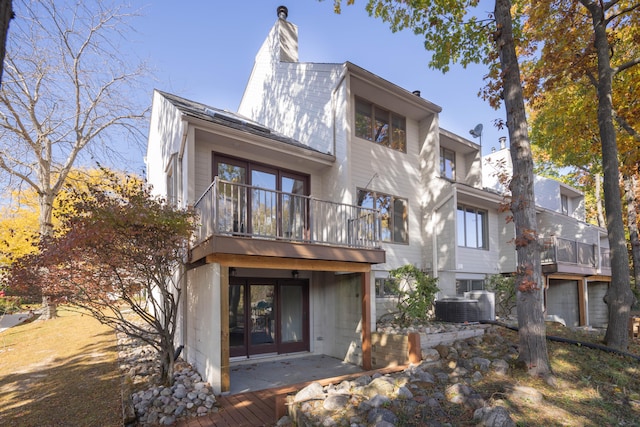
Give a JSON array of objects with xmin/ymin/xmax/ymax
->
[
  {"xmin": 546, "ymin": 280, "xmax": 579, "ymax": 327},
  {"xmin": 588, "ymin": 282, "xmax": 608, "ymax": 328}
]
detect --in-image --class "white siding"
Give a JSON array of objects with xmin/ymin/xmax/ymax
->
[
  {"xmin": 534, "ymin": 176, "xmax": 561, "ymax": 212},
  {"xmin": 456, "ymin": 210, "xmax": 501, "ymax": 275},
  {"xmin": 146, "ymin": 91, "xmax": 186, "ymax": 199},
  {"xmin": 537, "ymin": 210, "xmax": 603, "ymax": 244},
  {"xmin": 497, "ymin": 211, "xmax": 517, "ymax": 273},
  {"xmin": 349, "ymin": 125, "xmax": 423, "ymax": 270},
  {"xmin": 240, "ymin": 61, "xmax": 343, "ymax": 155},
  {"xmin": 436, "ymin": 196, "xmax": 457, "ymax": 271}
]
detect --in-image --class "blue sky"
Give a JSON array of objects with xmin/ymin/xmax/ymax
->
[{"xmin": 130, "ymin": 1, "xmax": 506, "ymax": 169}]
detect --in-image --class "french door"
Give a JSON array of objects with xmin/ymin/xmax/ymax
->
[
  {"xmin": 213, "ymin": 154, "xmax": 308, "ymax": 239},
  {"xmin": 229, "ymin": 278, "xmax": 309, "ymax": 357}
]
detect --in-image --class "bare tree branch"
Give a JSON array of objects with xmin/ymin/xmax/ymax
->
[{"xmin": 0, "ymin": 0, "xmax": 149, "ymax": 237}]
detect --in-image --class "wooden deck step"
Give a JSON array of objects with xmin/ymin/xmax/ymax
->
[{"xmin": 176, "ymin": 364, "xmax": 408, "ymax": 427}]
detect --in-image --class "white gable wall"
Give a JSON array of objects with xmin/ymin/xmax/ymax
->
[
  {"xmin": 534, "ymin": 176, "xmax": 561, "ymax": 212},
  {"xmin": 146, "ymin": 91, "xmax": 187, "ymax": 199},
  {"xmin": 240, "ymin": 60, "xmax": 342, "ymax": 155}
]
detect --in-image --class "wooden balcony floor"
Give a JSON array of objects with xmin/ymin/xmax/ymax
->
[{"xmin": 176, "ymin": 365, "xmax": 407, "ymax": 427}]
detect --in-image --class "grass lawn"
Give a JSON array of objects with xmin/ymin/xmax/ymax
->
[
  {"xmin": 470, "ymin": 324, "xmax": 640, "ymax": 426},
  {"xmin": 0, "ymin": 307, "xmax": 122, "ymax": 427}
]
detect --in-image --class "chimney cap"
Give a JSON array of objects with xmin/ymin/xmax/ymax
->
[{"xmin": 277, "ymin": 5, "xmax": 288, "ymax": 20}]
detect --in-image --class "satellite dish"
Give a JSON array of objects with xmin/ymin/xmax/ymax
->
[{"xmin": 469, "ymin": 124, "xmax": 483, "ymax": 138}]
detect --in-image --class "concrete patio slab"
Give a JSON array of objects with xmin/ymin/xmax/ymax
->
[{"xmin": 228, "ymin": 354, "xmax": 364, "ymax": 395}]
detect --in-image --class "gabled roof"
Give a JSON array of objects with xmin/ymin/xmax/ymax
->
[{"xmin": 156, "ymin": 90, "xmax": 332, "ymax": 156}]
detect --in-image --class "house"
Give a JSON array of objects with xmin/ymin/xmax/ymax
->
[
  {"xmin": 482, "ymin": 143, "xmax": 611, "ymax": 327},
  {"xmin": 145, "ymin": 6, "xmax": 611, "ymax": 394}
]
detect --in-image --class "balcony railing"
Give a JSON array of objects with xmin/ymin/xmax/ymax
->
[
  {"xmin": 540, "ymin": 236, "xmax": 611, "ymax": 272},
  {"xmin": 193, "ymin": 178, "xmax": 381, "ymax": 249}
]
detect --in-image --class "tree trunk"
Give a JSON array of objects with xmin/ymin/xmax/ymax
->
[
  {"xmin": 595, "ymin": 172, "xmax": 606, "ymax": 228},
  {"xmin": 0, "ymin": 0, "xmax": 12, "ymax": 84},
  {"xmin": 625, "ymin": 174, "xmax": 640, "ymax": 292},
  {"xmin": 39, "ymin": 191, "xmax": 57, "ymax": 319},
  {"xmin": 580, "ymin": 0, "xmax": 635, "ymax": 350},
  {"xmin": 159, "ymin": 346, "xmax": 175, "ymax": 387},
  {"xmin": 494, "ymin": 0, "xmax": 551, "ymax": 378}
]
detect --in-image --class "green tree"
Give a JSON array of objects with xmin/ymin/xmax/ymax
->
[
  {"xmin": 522, "ymin": 0, "xmax": 639, "ymax": 349},
  {"xmin": 334, "ymin": 0, "xmax": 552, "ymax": 378},
  {"xmin": 6, "ymin": 169, "xmax": 195, "ymax": 386},
  {"xmin": 0, "ymin": 168, "xmax": 107, "ymax": 268}
]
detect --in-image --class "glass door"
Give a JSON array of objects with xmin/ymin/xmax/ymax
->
[
  {"xmin": 250, "ymin": 168, "xmax": 277, "ymax": 236},
  {"xmin": 279, "ymin": 282, "xmax": 309, "ymax": 353},
  {"xmin": 229, "ymin": 283, "xmax": 246, "ymax": 357},
  {"xmin": 229, "ymin": 278, "xmax": 309, "ymax": 357},
  {"xmin": 215, "ymin": 157, "xmax": 247, "ymax": 234},
  {"xmin": 248, "ymin": 283, "xmax": 276, "ymax": 355}
]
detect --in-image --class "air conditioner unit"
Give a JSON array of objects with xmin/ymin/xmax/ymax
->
[{"xmin": 464, "ymin": 290, "xmax": 496, "ymax": 321}]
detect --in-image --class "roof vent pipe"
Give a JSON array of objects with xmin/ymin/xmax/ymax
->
[
  {"xmin": 412, "ymin": 90, "xmax": 421, "ymax": 97},
  {"xmin": 277, "ymin": 5, "xmax": 288, "ymax": 20},
  {"xmin": 499, "ymin": 136, "xmax": 507, "ymax": 149}
]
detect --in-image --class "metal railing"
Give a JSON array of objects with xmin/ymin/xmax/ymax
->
[
  {"xmin": 193, "ymin": 178, "xmax": 381, "ymax": 249},
  {"xmin": 540, "ymin": 236, "xmax": 610, "ymax": 269}
]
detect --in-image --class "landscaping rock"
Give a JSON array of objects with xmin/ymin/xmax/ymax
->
[{"xmin": 474, "ymin": 406, "xmax": 516, "ymax": 427}]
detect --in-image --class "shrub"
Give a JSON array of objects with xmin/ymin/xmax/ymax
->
[
  {"xmin": 389, "ymin": 265, "xmax": 439, "ymax": 326},
  {"xmin": 0, "ymin": 295, "xmax": 22, "ymax": 315},
  {"xmin": 485, "ymin": 274, "xmax": 516, "ymax": 318}
]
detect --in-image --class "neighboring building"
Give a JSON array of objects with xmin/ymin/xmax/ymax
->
[
  {"xmin": 483, "ymin": 144, "xmax": 611, "ymax": 328},
  {"xmin": 145, "ymin": 7, "xmax": 610, "ymax": 394}
]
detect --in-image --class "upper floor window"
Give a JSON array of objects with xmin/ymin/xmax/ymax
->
[
  {"xmin": 355, "ymin": 98, "xmax": 406, "ymax": 152},
  {"xmin": 166, "ymin": 154, "xmax": 178, "ymax": 206},
  {"xmin": 357, "ymin": 189, "xmax": 408, "ymax": 244},
  {"xmin": 457, "ymin": 205, "xmax": 488, "ymax": 249},
  {"xmin": 440, "ymin": 147, "xmax": 456, "ymax": 180},
  {"xmin": 561, "ymin": 194, "xmax": 569, "ymax": 215}
]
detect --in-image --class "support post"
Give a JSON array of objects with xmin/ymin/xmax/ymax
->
[{"xmin": 221, "ymin": 266, "xmax": 230, "ymax": 392}]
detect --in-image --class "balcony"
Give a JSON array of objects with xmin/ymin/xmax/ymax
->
[
  {"xmin": 190, "ymin": 178, "xmax": 386, "ymax": 265},
  {"xmin": 540, "ymin": 236, "xmax": 611, "ymax": 276}
]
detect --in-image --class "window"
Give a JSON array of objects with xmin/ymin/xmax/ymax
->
[
  {"xmin": 355, "ymin": 98, "xmax": 406, "ymax": 152},
  {"xmin": 561, "ymin": 194, "xmax": 568, "ymax": 215},
  {"xmin": 357, "ymin": 189, "xmax": 408, "ymax": 244},
  {"xmin": 166, "ymin": 154, "xmax": 178, "ymax": 206},
  {"xmin": 440, "ymin": 147, "xmax": 455, "ymax": 180},
  {"xmin": 457, "ymin": 205, "xmax": 488, "ymax": 249},
  {"xmin": 456, "ymin": 279, "xmax": 485, "ymax": 295},
  {"xmin": 375, "ymin": 277, "xmax": 400, "ymax": 297}
]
